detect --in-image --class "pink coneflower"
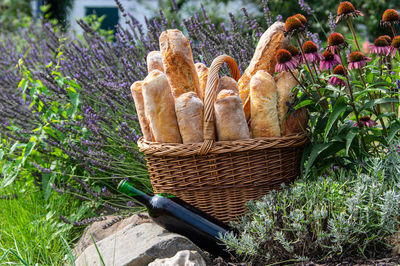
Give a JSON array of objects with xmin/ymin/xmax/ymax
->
[
  {"xmin": 381, "ymin": 9, "xmax": 400, "ymax": 27},
  {"xmin": 348, "ymin": 51, "xmax": 371, "ymax": 70},
  {"xmin": 390, "ymin": 36, "xmax": 400, "ymax": 58},
  {"xmin": 353, "ymin": 116, "xmax": 376, "ymax": 128},
  {"xmin": 275, "ymin": 49, "xmax": 298, "ymax": 73},
  {"xmin": 287, "ymin": 45, "xmax": 302, "ymax": 63},
  {"xmin": 284, "ymin": 16, "xmax": 305, "ymax": 37},
  {"xmin": 336, "ymin": 1, "xmax": 363, "ymax": 23},
  {"xmin": 369, "ymin": 37, "xmax": 391, "ymax": 56},
  {"xmin": 329, "ymin": 65, "xmax": 347, "ymax": 87},
  {"xmin": 302, "ymin": 41, "xmax": 322, "ymax": 64},
  {"xmin": 379, "ymin": 35, "xmax": 392, "ymax": 43},
  {"xmin": 320, "ymin": 49, "xmax": 341, "ymax": 71},
  {"xmin": 327, "ymin": 32, "xmax": 347, "ymax": 53}
]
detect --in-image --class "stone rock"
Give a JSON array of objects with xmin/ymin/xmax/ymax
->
[
  {"xmin": 148, "ymin": 250, "xmax": 207, "ymax": 266},
  {"xmin": 74, "ymin": 213, "xmax": 151, "ymax": 256},
  {"xmin": 75, "ymin": 222, "xmax": 206, "ymax": 266}
]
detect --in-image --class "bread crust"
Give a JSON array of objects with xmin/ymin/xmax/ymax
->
[
  {"xmin": 275, "ymin": 70, "xmax": 299, "ymax": 135},
  {"xmin": 216, "ymin": 76, "xmax": 239, "ymax": 96},
  {"xmin": 146, "ymin": 51, "xmax": 164, "ymax": 73},
  {"xmin": 195, "ymin": 62, "xmax": 209, "ymax": 101},
  {"xmin": 175, "ymin": 92, "xmax": 204, "ymax": 143},
  {"xmin": 142, "ymin": 70, "xmax": 182, "ymax": 143},
  {"xmin": 214, "ymin": 90, "xmax": 250, "ymax": 141},
  {"xmin": 238, "ymin": 22, "xmax": 288, "ymax": 120},
  {"xmin": 130, "ymin": 81, "xmax": 153, "ymax": 141},
  {"xmin": 159, "ymin": 29, "xmax": 201, "ymax": 99},
  {"xmin": 250, "ymin": 70, "xmax": 281, "ymax": 138}
]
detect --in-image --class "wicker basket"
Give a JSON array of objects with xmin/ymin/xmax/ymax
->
[{"xmin": 138, "ymin": 55, "xmax": 308, "ymax": 223}]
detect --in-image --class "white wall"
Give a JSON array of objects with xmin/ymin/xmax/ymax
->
[{"xmin": 68, "ymin": 0, "xmax": 158, "ymax": 34}]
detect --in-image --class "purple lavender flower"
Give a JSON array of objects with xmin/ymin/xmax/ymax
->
[{"xmin": 298, "ymin": 0, "xmax": 314, "ymax": 15}]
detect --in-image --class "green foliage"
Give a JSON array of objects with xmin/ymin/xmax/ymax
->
[
  {"xmin": 0, "ymin": 179, "xmax": 93, "ymax": 265},
  {"xmin": 222, "ymin": 146, "xmax": 400, "ymax": 264},
  {"xmin": 0, "ymin": 0, "xmax": 31, "ymax": 30}
]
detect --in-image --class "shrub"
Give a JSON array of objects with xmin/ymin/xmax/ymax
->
[{"xmin": 222, "ymin": 142, "xmax": 400, "ymax": 264}]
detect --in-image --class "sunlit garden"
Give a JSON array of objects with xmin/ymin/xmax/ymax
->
[{"xmin": 1, "ymin": 0, "xmax": 400, "ymax": 265}]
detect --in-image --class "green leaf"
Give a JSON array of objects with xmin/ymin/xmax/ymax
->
[
  {"xmin": 21, "ymin": 139, "xmax": 36, "ymax": 164},
  {"xmin": 295, "ymin": 99, "xmax": 314, "ymax": 109},
  {"xmin": 0, "ymin": 149, "xmax": 4, "ymax": 161},
  {"xmin": 345, "ymin": 127, "xmax": 358, "ymax": 155},
  {"xmin": 388, "ymin": 121, "xmax": 400, "ymax": 142},
  {"xmin": 324, "ymin": 100, "xmax": 348, "ymax": 141},
  {"xmin": 305, "ymin": 143, "xmax": 333, "ymax": 176},
  {"xmin": 42, "ymin": 173, "xmax": 56, "ymax": 201},
  {"xmin": 360, "ymin": 98, "xmax": 399, "ymax": 111}
]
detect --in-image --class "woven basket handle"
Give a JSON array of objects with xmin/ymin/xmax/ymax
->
[{"xmin": 199, "ymin": 55, "xmax": 241, "ymax": 155}]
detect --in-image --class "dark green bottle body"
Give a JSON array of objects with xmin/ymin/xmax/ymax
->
[{"xmin": 118, "ymin": 180, "xmax": 233, "ymax": 259}]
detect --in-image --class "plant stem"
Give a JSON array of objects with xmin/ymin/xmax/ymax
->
[
  {"xmin": 390, "ymin": 24, "xmax": 397, "ymax": 37},
  {"xmin": 347, "ymin": 18, "xmax": 361, "ymax": 51},
  {"xmin": 295, "ymin": 34, "xmax": 317, "ymax": 86}
]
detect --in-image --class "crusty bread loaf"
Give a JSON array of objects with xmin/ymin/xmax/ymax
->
[
  {"xmin": 238, "ymin": 22, "xmax": 288, "ymax": 120},
  {"xmin": 195, "ymin": 62, "xmax": 209, "ymax": 101},
  {"xmin": 175, "ymin": 92, "xmax": 204, "ymax": 143},
  {"xmin": 216, "ymin": 76, "xmax": 239, "ymax": 96},
  {"xmin": 275, "ymin": 70, "xmax": 299, "ymax": 135},
  {"xmin": 283, "ymin": 107, "xmax": 308, "ymax": 135},
  {"xmin": 130, "ymin": 81, "xmax": 153, "ymax": 141},
  {"xmin": 250, "ymin": 70, "xmax": 281, "ymax": 138},
  {"xmin": 214, "ymin": 90, "xmax": 250, "ymax": 141},
  {"xmin": 146, "ymin": 51, "xmax": 164, "ymax": 73},
  {"xmin": 159, "ymin": 29, "xmax": 201, "ymax": 99},
  {"xmin": 142, "ymin": 70, "xmax": 182, "ymax": 143}
]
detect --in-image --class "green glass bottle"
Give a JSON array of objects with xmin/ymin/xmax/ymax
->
[{"xmin": 117, "ymin": 180, "xmax": 234, "ymax": 259}]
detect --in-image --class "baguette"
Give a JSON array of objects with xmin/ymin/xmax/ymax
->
[
  {"xmin": 130, "ymin": 81, "xmax": 153, "ymax": 141},
  {"xmin": 214, "ymin": 90, "xmax": 250, "ymax": 141},
  {"xmin": 142, "ymin": 70, "xmax": 182, "ymax": 143},
  {"xmin": 275, "ymin": 70, "xmax": 299, "ymax": 135},
  {"xmin": 238, "ymin": 22, "xmax": 288, "ymax": 120},
  {"xmin": 175, "ymin": 92, "xmax": 204, "ymax": 143},
  {"xmin": 250, "ymin": 70, "xmax": 281, "ymax": 138},
  {"xmin": 216, "ymin": 76, "xmax": 239, "ymax": 96},
  {"xmin": 146, "ymin": 51, "xmax": 164, "ymax": 73},
  {"xmin": 159, "ymin": 29, "xmax": 201, "ymax": 99},
  {"xmin": 195, "ymin": 62, "xmax": 209, "ymax": 101}
]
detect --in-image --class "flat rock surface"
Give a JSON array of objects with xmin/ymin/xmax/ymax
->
[
  {"xmin": 75, "ymin": 221, "xmax": 206, "ymax": 266},
  {"xmin": 74, "ymin": 213, "xmax": 151, "ymax": 256}
]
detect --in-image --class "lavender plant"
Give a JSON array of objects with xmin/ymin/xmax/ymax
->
[
  {"xmin": 0, "ymin": 0, "xmax": 267, "ymax": 218},
  {"xmin": 222, "ymin": 143, "xmax": 400, "ymax": 264}
]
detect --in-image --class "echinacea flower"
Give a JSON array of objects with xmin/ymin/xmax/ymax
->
[
  {"xmin": 327, "ymin": 32, "xmax": 347, "ymax": 53},
  {"xmin": 275, "ymin": 49, "xmax": 298, "ymax": 73},
  {"xmin": 284, "ymin": 16, "xmax": 305, "ymax": 37},
  {"xmin": 302, "ymin": 41, "xmax": 322, "ymax": 63},
  {"xmin": 294, "ymin": 13, "xmax": 307, "ymax": 26},
  {"xmin": 320, "ymin": 49, "xmax": 341, "ymax": 71},
  {"xmin": 287, "ymin": 45, "xmax": 302, "ymax": 62},
  {"xmin": 380, "ymin": 9, "xmax": 400, "ymax": 27},
  {"xmin": 353, "ymin": 116, "xmax": 376, "ymax": 128},
  {"xmin": 336, "ymin": 1, "xmax": 363, "ymax": 23},
  {"xmin": 369, "ymin": 37, "xmax": 391, "ymax": 56},
  {"xmin": 379, "ymin": 35, "xmax": 392, "ymax": 43},
  {"xmin": 390, "ymin": 36, "xmax": 400, "ymax": 57},
  {"xmin": 329, "ymin": 65, "xmax": 347, "ymax": 87},
  {"xmin": 348, "ymin": 51, "xmax": 370, "ymax": 70}
]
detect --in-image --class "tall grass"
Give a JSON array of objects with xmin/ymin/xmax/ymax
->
[{"xmin": 0, "ymin": 178, "xmax": 92, "ymax": 265}]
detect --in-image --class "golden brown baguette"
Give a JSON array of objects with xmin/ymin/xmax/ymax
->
[
  {"xmin": 175, "ymin": 92, "xmax": 204, "ymax": 143},
  {"xmin": 195, "ymin": 62, "xmax": 209, "ymax": 101},
  {"xmin": 283, "ymin": 107, "xmax": 308, "ymax": 135},
  {"xmin": 146, "ymin": 51, "xmax": 164, "ymax": 73},
  {"xmin": 214, "ymin": 90, "xmax": 250, "ymax": 141},
  {"xmin": 159, "ymin": 29, "xmax": 201, "ymax": 99},
  {"xmin": 130, "ymin": 81, "xmax": 153, "ymax": 141},
  {"xmin": 142, "ymin": 70, "xmax": 182, "ymax": 143},
  {"xmin": 216, "ymin": 76, "xmax": 239, "ymax": 96},
  {"xmin": 250, "ymin": 70, "xmax": 281, "ymax": 138},
  {"xmin": 275, "ymin": 70, "xmax": 299, "ymax": 135},
  {"xmin": 238, "ymin": 22, "xmax": 288, "ymax": 120}
]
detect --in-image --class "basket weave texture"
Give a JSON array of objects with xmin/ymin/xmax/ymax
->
[{"xmin": 138, "ymin": 55, "xmax": 308, "ymax": 222}]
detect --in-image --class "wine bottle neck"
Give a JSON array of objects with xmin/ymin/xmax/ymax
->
[{"xmin": 117, "ymin": 180, "xmax": 152, "ymax": 207}]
